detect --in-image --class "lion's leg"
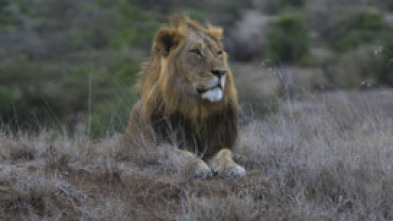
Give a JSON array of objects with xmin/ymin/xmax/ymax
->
[
  {"xmin": 208, "ymin": 149, "xmax": 246, "ymax": 179},
  {"xmin": 171, "ymin": 146, "xmax": 213, "ymax": 179}
]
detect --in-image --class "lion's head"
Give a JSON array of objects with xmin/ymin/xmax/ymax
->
[{"xmin": 138, "ymin": 15, "xmax": 238, "ymax": 121}]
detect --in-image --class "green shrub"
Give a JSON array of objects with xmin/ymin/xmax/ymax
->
[
  {"xmin": 0, "ymin": 54, "xmax": 141, "ymax": 135},
  {"xmin": 0, "ymin": 0, "xmax": 153, "ymax": 136},
  {"xmin": 89, "ymin": 91, "xmax": 138, "ymax": 138},
  {"xmin": 278, "ymin": 0, "xmax": 305, "ymax": 10},
  {"xmin": 322, "ymin": 46, "xmax": 384, "ymax": 88},
  {"xmin": 264, "ymin": 13, "xmax": 310, "ymax": 64},
  {"xmin": 326, "ymin": 11, "xmax": 385, "ymax": 52},
  {"xmin": 372, "ymin": 0, "xmax": 393, "ymax": 10},
  {"xmin": 64, "ymin": 59, "xmax": 140, "ymax": 137},
  {"xmin": 0, "ymin": 1, "xmax": 15, "ymax": 26},
  {"xmin": 87, "ymin": 58, "xmax": 141, "ymax": 137},
  {"xmin": 0, "ymin": 61, "xmax": 61, "ymax": 128},
  {"xmin": 110, "ymin": 1, "xmax": 159, "ymax": 49},
  {"xmin": 378, "ymin": 36, "xmax": 393, "ymax": 86}
]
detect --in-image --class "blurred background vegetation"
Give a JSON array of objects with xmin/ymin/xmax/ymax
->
[{"xmin": 1, "ymin": 0, "xmax": 392, "ymax": 137}]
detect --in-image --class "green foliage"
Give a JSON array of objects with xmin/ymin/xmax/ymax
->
[
  {"xmin": 5, "ymin": 0, "xmax": 392, "ymax": 136},
  {"xmin": 378, "ymin": 36, "xmax": 393, "ymax": 86},
  {"xmin": 170, "ymin": 0, "xmax": 251, "ymax": 29},
  {"xmin": 180, "ymin": 8, "xmax": 210, "ymax": 23},
  {"xmin": 278, "ymin": 0, "xmax": 305, "ymax": 10},
  {"xmin": 323, "ymin": 45, "xmax": 393, "ymax": 88},
  {"xmin": 0, "ymin": 61, "xmax": 61, "ymax": 128},
  {"xmin": 326, "ymin": 11, "xmax": 385, "ymax": 52},
  {"xmin": 0, "ymin": 54, "xmax": 141, "ymax": 135},
  {"xmin": 117, "ymin": 0, "xmax": 146, "ymax": 20},
  {"xmin": 111, "ymin": 58, "xmax": 141, "ymax": 84},
  {"xmin": 110, "ymin": 1, "xmax": 159, "ymax": 49},
  {"xmin": 265, "ymin": 13, "xmax": 310, "ymax": 64},
  {"xmin": 0, "ymin": 0, "xmax": 17, "ymax": 26},
  {"xmin": 0, "ymin": 86, "xmax": 22, "ymax": 108},
  {"xmin": 0, "ymin": 0, "xmax": 153, "ymax": 136},
  {"xmin": 109, "ymin": 29, "xmax": 138, "ymax": 49},
  {"xmin": 88, "ymin": 58, "xmax": 140, "ymax": 137},
  {"xmin": 89, "ymin": 91, "xmax": 137, "ymax": 138},
  {"xmin": 373, "ymin": 0, "xmax": 393, "ymax": 10},
  {"xmin": 313, "ymin": 9, "xmax": 393, "ymax": 87}
]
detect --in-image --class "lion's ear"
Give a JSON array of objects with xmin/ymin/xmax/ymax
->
[{"xmin": 153, "ymin": 28, "xmax": 183, "ymax": 56}]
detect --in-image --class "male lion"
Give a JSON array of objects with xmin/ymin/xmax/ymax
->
[{"xmin": 124, "ymin": 15, "xmax": 245, "ymax": 179}]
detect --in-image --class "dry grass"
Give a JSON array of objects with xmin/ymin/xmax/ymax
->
[{"xmin": 1, "ymin": 89, "xmax": 393, "ymax": 220}]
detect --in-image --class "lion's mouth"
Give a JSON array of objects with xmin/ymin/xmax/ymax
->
[
  {"xmin": 197, "ymin": 84, "xmax": 224, "ymax": 102},
  {"xmin": 196, "ymin": 84, "xmax": 222, "ymax": 95}
]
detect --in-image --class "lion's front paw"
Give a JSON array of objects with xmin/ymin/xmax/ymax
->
[
  {"xmin": 209, "ymin": 149, "xmax": 246, "ymax": 179},
  {"xmin": 213, "ymin": 162, "xmax": 246, "ymax": 179},
  {"xmin": 194, "ymin": 159, "xmax": 213, "ymax": 179}
]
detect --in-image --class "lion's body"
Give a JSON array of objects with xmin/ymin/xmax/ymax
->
[{"xmin": 124, "ymin": 15, "xmax": 245, "ymax": 178}]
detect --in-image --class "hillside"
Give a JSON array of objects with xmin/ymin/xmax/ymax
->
[{"xmin": 1, "ymin": 0, "xmax": 393, "ymax": 136}]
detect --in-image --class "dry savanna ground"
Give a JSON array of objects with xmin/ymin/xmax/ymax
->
[{"xmin": 1, "ymin": 88, "xmax": 393, "ymax": 220}]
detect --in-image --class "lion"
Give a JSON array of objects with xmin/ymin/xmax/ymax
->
[{"xmin": 124, "ymin": 15, "xmax": 246, "ymax": 179}]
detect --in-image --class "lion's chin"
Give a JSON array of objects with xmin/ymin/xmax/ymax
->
[{"xmin": 201, "ymin": 88, "xmax": 223, "ymax": 102}]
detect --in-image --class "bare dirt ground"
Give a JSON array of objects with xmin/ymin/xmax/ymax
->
[{"xmin": 1, "ymin": 86, "xmax": 393, "ymax": 220}]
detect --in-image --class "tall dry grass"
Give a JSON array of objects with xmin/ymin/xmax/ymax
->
[{"xmin": 1, "ymin": 89, "xmax": 393, "ymax": 220}]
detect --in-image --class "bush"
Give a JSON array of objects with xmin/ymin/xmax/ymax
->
[
  {"xmin": 0, "ymin": 0, "xmax": 155, "ymax": 136},
  {"xmin": 88, "ymin": 58, "xmax": 140, "ymax": 137},
  {"xmin": 372, "ymin": 0, "xmax": 393, "ymax": 11},
  {"xmin": 378, "ymin": 36, "xmax": 393, "ymax": 86},
  {"xmin": 324, "ymin": 47, "xmax": 384, "ymax": 88},
  {"xmin": 89, "ymin": 92, "xmax": 137, "ymax": 138},
  {"xmin": 253, "ymin": 0, "xmax": 305, "ymax": 15},
  {"xmin": 278, "ymin": 0, "xmax": 305, "ymax": 10},
  {"xmin": 252, "ymin": 0, "xmax": 279, "ymax": 15},
  {"xmin": 264, "ymin": 13, "xmax": 310, "ymax": 64},
  {"xmin": 324, "ymin": 11, "xmax": 385, "ymax": 52},
  {"xmin": 0, "ymin": 0, "xmax": 16, "ymax": 26},
  {"xmin": 321, "ymin": 35, "xmax": 393, "ymax": 89},
  {"xmin": 110, "ymin": 1, "xmax": 159, "ymax": 49},
  {"xmin": 0, "ymin": 60, "xmax": 62, "ymax": 129},
  {"xmin": 0, "ymin": 54, "xmax": 141, "ymax": 135}
]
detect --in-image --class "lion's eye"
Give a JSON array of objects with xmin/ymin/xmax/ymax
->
[
  {"xmin": 190, "ymin": 49, "xmax": 202, "ymax": 58},
  {"xmin": 217, "ymin": 50, "xmax": 224, "ymax": 58}
]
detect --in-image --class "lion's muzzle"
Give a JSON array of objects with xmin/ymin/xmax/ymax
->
[{"xmin": 197, "ymin": 75, "xmax": 226, "ymax": 102}]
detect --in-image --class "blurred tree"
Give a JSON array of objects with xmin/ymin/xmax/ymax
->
[
  {"xmin": 0, "ymin": 0, "xmax": 13, "ymax": 25},
  {"xmin": 265, "ymin": 13, "xmax": 310, "ymax": 64},
  {"xmin": 0, "ymin": 0, "xmax": 154, "ymax": 136},
  {"xmin": 379, "ymin": 36, "xmax": 393, "ymax": 85},
  {"xmin": 326, "ymin": 11, "xmax": 385, "ymax": 52},
  {"xmin": 278, "ymin": 0, "xmax": 305, "ymax": 9}
]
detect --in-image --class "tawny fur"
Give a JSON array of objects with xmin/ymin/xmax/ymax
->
[{"xmin": 124, "ymin": 15, "xmax": 245, "ymax": 178}]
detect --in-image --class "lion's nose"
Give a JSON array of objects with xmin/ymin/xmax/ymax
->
[{"xmin": 211, "ymin": 69, "xmax": 227, "ymax": 78}]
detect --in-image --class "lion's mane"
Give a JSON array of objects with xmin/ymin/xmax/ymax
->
[{"xmin": 125, "ymin": 15, "xmax": 239, "ymax": 159}]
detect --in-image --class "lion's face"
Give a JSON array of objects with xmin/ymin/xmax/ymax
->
[
  {"xmin": 140, "ymin": 15, "xmax": 237, "ymax": 119},
  {"xmin": 175, "ymin": 30, "xmax": 228, "ymax": 103},
  {"xmin": 150, "ymin": 17, "xmax": 235, "ymax": 106}
]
